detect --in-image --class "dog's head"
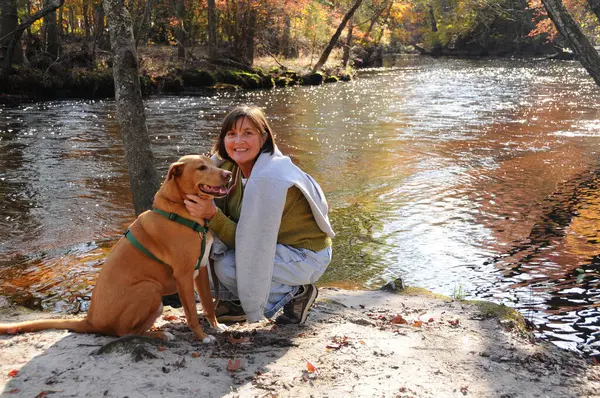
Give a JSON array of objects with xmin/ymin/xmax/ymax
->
[{"xmin": 166, "ymin": 155, "xmax": 233, "ymax": 198}]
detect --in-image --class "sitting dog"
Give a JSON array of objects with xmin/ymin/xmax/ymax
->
[{"xmin": 0, "ymin": 155, "xmax": 232, "ymax": 343}]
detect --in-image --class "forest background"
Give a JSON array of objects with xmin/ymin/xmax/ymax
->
[{"xmin": 1, "ymin": 0, "xmax": 600, "ymax": 102}]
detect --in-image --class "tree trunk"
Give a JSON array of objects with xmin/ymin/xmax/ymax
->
[
  {"xmin": 58, "ymin": 6, "xmax": 63, "ymax": 35},
  {"xmin": 428, "ymin": 5, "xmax": 438, "ymax": 32},
  {"xmin": 0, "ymin": 0, "xmax": 64, "ymax": 86},
  {"xmin": 1, "ymin": 0, "xmax": 21, "ymax": 68},
  {"xmin": 102, "ymin": 0, "xmax": 160, "ymax": 215},
  {"xmin": 43, "ymin": 6, "xmax": 59, "ymax": 58},
  {"xmin": 207, "ymin": 0, "xmax": 217, "ymax": 58},
  {"xmin": 83, "ymin": 0, "xmax": 91, "ymax": 41},
  {"xmin": 588, "ymin": 0, "xmax": 600, "ymax": 21},
  {"xmin": 244, "ymin": 7, "xmax": 256, "ymax": 66},
  {"xmin": 312, "ymin": 0, "xmax": 363, "ymax": 72},
  {"xmin": 342, "ymin": 17, "xmax": 353, "ymax": 67},
  {"xmin": 134, "ymin": 0, "xmax": 152, "ymax": 48},
  {"xmin": 176, "ymin": 0, "xmax": 185, "ymax": 59},
  {"xmin": 541, "ymin": 0, "xmax": 600, "ymax": 86},
  {"xmin": 69, "ymin": 6, "xmax": 75, "ymax": 34}
]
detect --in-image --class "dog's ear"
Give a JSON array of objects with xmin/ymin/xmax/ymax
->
[{"xmin": 167, "ymin": 162, "xmax": 185, "ymax": 180}]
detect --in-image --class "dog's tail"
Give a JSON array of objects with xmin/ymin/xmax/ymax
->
[{"xmin": 0, "ymin": 318, "xmax": 93, "ymax": 335}]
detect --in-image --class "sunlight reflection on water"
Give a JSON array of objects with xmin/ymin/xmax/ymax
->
[{"xmin": 2, "ymin": 56, "xmax": 600, "ymax": 353}]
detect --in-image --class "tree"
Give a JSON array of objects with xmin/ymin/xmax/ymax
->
[
  {"xmin": 541, "ymin": 0, "xmax": 600, "ymax": 86},
  {"xmin": 0, "ymin": 0, "xmax": 64, "ymax": 87},
  {"xmin": 313, "ymin": 0, "xmax": 364, "ymax": 72},
  {"xmin": 207, "ymin": 0, "xmax": 217, "ymax": 58},
  {"xmin": 43, "ymin": 1, "xmax": 60, "ymax": 59},
  {"xmin": 103, "ymin": 0, "xmax": 160, "ymax": 215}
]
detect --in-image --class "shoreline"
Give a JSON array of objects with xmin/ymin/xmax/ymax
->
[{"xmin": 2, "ymin": 288, "xmax": 599, "ymax": 397}]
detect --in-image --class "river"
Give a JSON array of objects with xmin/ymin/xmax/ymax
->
[{"xmin": 1, "ymin": 55, "xmax": 600, "ymax": 353}]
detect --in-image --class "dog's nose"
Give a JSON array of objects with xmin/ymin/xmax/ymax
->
[{"xmin": 222, "ymin": 170, "xmax": 232, "ymax": 181}]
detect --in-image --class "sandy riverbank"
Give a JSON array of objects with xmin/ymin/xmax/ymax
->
[{"xmin": 1, "ymin": 288, "xmax": 599, "ymax": 397}]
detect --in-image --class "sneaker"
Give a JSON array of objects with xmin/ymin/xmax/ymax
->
[
  {"xmin": 215, "ymin": 300, "xmax": 247, "ymax": 323},
  {"xmin": 162, "ymin": 293, "xmax": 182, "ymax": 308},
  {"xmin": 275, "ymin": 284, "xmax": 318, "ymax": 325}
]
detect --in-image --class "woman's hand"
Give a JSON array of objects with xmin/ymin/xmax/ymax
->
[{"xmin": 184, "ymin": 194, "xmax": 217, "ymax": 221}]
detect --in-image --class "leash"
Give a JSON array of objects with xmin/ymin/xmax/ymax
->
[{"xmin": 124, "ymin": 209, "xmax": 209, "ymax": 270}]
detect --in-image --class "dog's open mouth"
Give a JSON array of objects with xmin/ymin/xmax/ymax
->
[{"xmin": 198, "ymin": 184, "xmax": 231, "ymax": 197}]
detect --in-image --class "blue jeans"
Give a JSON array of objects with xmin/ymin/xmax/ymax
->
[{"xmin": 209, "ymin": 237, "xmax": 332, "ymax": 318}]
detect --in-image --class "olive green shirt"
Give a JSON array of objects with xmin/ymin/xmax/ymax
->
[{"xmin": 207, "ymin": 162, "xmax": 332, "ymax": 251}]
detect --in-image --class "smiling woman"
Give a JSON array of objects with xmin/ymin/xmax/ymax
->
[{"xmin": 182, "ymin": 105, "xmax": 335, "ymax": 325}]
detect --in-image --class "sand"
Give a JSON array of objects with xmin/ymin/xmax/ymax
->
[{"xmin": 1, "ymin": 288, "xmax": 599, "ymax": 397}]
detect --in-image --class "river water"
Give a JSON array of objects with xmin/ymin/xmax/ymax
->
[{"xmin": 1, "ymin": 56, "xmax": 600, "ymax": 353}]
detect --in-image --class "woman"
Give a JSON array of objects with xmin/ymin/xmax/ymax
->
[{"xmin": 184, "ymin": 105, "xmax": 334, "ymax": 324}]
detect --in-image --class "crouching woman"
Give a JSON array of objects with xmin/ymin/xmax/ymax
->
[{"xmin": 184, "ymin": 105, "xmax": 334, "ymax": 324}]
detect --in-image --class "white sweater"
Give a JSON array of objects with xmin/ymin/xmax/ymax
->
[{"xmin": 212, "ymin": 147, "xmax": 334, "ymax": 321}]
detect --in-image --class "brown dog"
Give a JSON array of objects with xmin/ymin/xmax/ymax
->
[{"xmin": 0, "ymin": 155, "xmax": 231, "ymax": 343}]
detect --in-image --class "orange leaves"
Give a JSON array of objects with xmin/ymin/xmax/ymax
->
[
  {"xmin": 227, "ymin": 358, "xmax": 242, "ymax": 372},
  {"xmin": 8, "ymin": 369, "xmax": 19, "ymax": 377},
  {"xmin": 157, "ymin": 346, "xmax": 168, "ymax": 352},
  {"xmin": 391, "ymin": 315, "xmax": 408, "ymax": 325},
  {"xmin": 449, "ymin": 319, "xmax": 460, "ymax": 327},
  {"xmin": 191, "ymin": 352, "xmax": 201, "ymax": 358},
  {"xmin": 304, "ymin": 358, "xmax": 319, "ymax": 373},
  {"xmin": 162, "ymin": 315, "xmax": 178, "ymax": 321}
]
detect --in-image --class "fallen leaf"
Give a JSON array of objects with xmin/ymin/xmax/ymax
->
[
  {"xmin": 359, "ymin": 340, "xmax": 366, "ymax": 344},
  {"xmin": 305, "ymin": 359, "xmax": 318, "ymax": 373},
  {"xmin": 6, "ymin": 389, "xmax": 19, "ymax": 394},
  {"xmin": 428, "ymin": 317, "xmax": 435, "ymax": 323},
  {"xmin": 35, "ymin": 392, "xmax": 49, "ymax": 398},
  {"xmin": 8, "ymin": 370, "xmax": 18, "ymax": 378},
  {"xmin": 191, "ymin": 352, "xmax": 201, "ymax": 358},
  {"xmin": 157, "ymin": 346, "xmax": 167, "ymax": 352},
  {"xmin": 162, "ymin": 315, "xmax": 178, "ymax": 321},
  {"xmin": 449, "ymin": 319, "xmax": 460, "ymax": 327},
  {"xmin": 411, "ymin": 321, "xmax": 423, "ymax": 328},
  {"xmin": 227, "ymin": 358, "xmax": 242, "ymax": 372},
  {"xmin": 297, "ymin": 333, "xmax": 306, "ymax": 337},
  {"xmin": 390, "ymin": 315, "xmax": 408, "ymax": 325}
]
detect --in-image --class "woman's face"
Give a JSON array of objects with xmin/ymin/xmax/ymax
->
[{"xmin": 224, "ymin": 117, "xmax": 266, "ymax": 174}]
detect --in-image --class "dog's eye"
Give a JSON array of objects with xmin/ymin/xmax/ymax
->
[{"xmin": 198, "ymin": 165, "xmax": 207, "ymax": 171}]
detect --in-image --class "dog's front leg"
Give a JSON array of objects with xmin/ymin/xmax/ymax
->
[
  {"xmin": 195, "ymin": 266, "xmax": 227, "ymax": 331},
  {"xmin": 175, "ymin": 271, "xmax": 215, "ymax": 343}
]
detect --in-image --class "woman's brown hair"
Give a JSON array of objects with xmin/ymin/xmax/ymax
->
[{"xmin": 211, "ymin": 105, "xmax": 276, "ymax": 160}]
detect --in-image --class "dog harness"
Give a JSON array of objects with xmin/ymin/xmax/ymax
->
[{"xmin": 124, "ymin": 208, "xmax": 209, "ymax": 270}]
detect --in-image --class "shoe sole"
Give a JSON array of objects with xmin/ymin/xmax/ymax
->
[
  {"xmin": 299, "ymin": 285, "xmax": 319, "ymax": 324},
  {"xmin": 216, "ymin": 314, "xmax": 248, "ymax": 322}
]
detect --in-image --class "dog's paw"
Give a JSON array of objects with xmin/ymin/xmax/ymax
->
[
  {"xmin": 214, "ymin": 322, "xmax": 228, "ymax": 332},
  {"xmin": 202, "ymin": 334, "xmax": 217, "ymax": 344}
]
